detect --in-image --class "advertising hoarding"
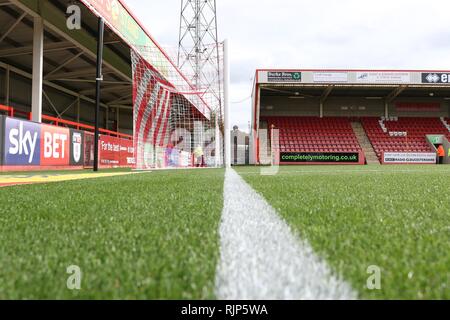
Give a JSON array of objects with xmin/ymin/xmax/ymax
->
[
  {"xmin": 2, "ymin": 117, "xmax": 80, "ymax": 167},
  {"xmin": 1, "ymin": 117, "xmax": 134, "ymax": 170},
  {"xmin": 421, "ymin": 73, "xmax": 450, "ymax": 84},
  {"xmin": 267, "ymin": 72, "xmax": 302, "ymax": 82},
  {"xmin": 313, "ymin": 72, "xmax": 348, "ymax": 83},
  {"xmin": 99, "ymin": 135, "xmax": 135, "ymax": 167},
  {"xmin": 280, "ymin": 152, "xmax": 363, "ymax": 164},
  {"xmin": 356, "ymin": 72, "xmax": 411, "ymax": 83}
]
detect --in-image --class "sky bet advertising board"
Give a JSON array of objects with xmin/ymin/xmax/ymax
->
[{"xmin": 1, "ymin": 117, "xmax": 84, "ymax": 167}]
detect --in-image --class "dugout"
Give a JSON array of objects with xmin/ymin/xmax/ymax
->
[{"xmin": 251, "ymin": 70, "xmax": 450, "ymax": 165}]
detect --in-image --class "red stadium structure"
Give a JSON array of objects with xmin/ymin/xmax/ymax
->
[
  {"xmin": 0, "ymin": 0, "xmax": 224, "ymax": 172},
  {"xmin": 251, "ymin": 69, "xmax": 450, "ymax": 165}
]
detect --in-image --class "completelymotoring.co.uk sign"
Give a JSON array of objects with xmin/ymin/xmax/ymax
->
[{"xmin": 280, "ymin": 152, "xmax": 363, "ymax": 164}]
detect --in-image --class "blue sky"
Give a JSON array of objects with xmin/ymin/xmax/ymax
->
[{"xmin": 125, "ymin": 0, "xmax": 450, "ymax": 131}]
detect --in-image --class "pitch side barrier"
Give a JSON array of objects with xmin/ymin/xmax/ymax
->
[
  {"xmin": 381, "ymin": 152, "xmax": 439, "ymax": 165},
  {"xmin": 0, "ymin": 116, "xmax": 134, "ymax": 172},
  {"xmin": 279, "ymin": 151, "xmax": 366, "ymax": 165}
]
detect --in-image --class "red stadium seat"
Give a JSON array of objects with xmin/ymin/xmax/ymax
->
[
  {"xmin": 262, "ymin": 117, "xmax": 362, "ymax": 154},
  {"xmin": 361, "ymin": 117, "xmax": 449, "ymax": 162}
]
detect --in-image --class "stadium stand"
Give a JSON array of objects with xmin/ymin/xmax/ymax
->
[
  {"xmin": 361, "ymin": 117, "xmax": 449, "ymax": 160},
  {"xmin": 263, "ymin": 117, "xmax": 362, "ymax": 153},
  {"xmin": 444, "ymin": 118, "xmax": 450, "ymax": 138}
]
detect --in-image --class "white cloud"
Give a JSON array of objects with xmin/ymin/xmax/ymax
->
[{"xmin": 125, "ymin": 0, "xmax": 450, "ymax": 132}]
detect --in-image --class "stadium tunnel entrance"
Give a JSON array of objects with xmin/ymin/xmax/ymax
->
[{"xmin": 252, "ymin": 70, "xmax": 450, "ymax": 165}]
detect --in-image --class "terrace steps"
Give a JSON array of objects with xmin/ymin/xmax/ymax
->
[{"xmin": 351, "ymin": 122, "xmax": 380, "ymax": 165}]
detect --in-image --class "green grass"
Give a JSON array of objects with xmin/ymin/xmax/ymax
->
[
  {"xmin": 0, "ymin": 169, "xmax": 224, "ymax": 299},
  {"xmin": 235, "ymin": 165, "xmax": 450, "ymax": 300},
  {"xmin": 0, "ymin": 168, "xmax": 132, "ymax": 176}
]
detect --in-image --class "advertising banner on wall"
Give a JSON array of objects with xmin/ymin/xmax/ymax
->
[
  {"xmin": 84, "ymin": 132, "xmax": 95, "ymax": 168},
  {"xmin": 70, "ymin": 129, "xmax": 85, "ymax": 166},
  {"xmin": 382, "ymin": 152, "xmax": 436, "ymax": 164},
  {"xmin": 280, "ymin": 152, "xmax": 363, "ymax": 164},
  {"xmin": 421, "ymin": 73, "xmax": 450, "ymax": 84},
  {"xmin": 99, "ymin": 135, "xmax": 135, "ymax": 167},
  {"xmin": 2, "ymin": 117, "xmax": 81, "ymax": 167},
  {"xmin": 395, "ymin": 102, "xmax": 441, "ymax": 112},
  {"xmin": 356, "ymin": 72, "xmax": 411, "ymax": 84},
  {"xmin": 1, "ymin": 117, "xmax": 135, "ymax": 169},
  {"xmin": 313, "ymin": 72, "xmax": 348, "ymax": 83}
]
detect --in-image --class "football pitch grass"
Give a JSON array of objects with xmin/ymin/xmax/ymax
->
[
  {"xmin": 235, "ymin": 165, "xmax": 450, "ymax": 300},
  {"xmin": 0, "ymin": 169, "xmax": 224, "ymax": 299},
  {"xmin": 0, "ymin": 165, "xmax": 449, "ymax": 299}
]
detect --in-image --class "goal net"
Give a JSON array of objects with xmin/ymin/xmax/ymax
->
[{"xmin": 131, "ymin": 43, "xmax": 224, "ymax": 170}]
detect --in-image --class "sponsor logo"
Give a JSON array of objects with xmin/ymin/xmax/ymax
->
[
  {"xmin": 313, "ymin": 72, "xmax": 348, "ymax": 83},
  {"xmin": 72, "ymin": 132, "xmax": 82, "ymax": 163},
  {"xmin": 357, "ymin": 73, "xmax": 369, "ymax": 81},
  {"xmin": 40, "ymin": 125, "xmax": 70, "ymax": 166},
  {"xmin": 356, "ymin": 72, "xmax": 410, "ymax": 83},
  {"xmin": 99, "ymin": 135, "xmax": 134, "ymax": 167},
  {"xmin": 5, "ymin": 118, "xmax": 41, "ymax": 165},
  {"xmin": 422, "ymin": 73, "xmax": 450, "ymax": 83},
  {"xmin": 383, "ymin": 152, "xmax": 436, "ymax": 164},
  {"xmin": 267, "ymin": 72, "xmax": 302, "ymax": 82}
]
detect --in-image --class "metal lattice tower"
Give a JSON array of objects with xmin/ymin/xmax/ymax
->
[{"xmin": 177, "ymin": 0, "xmax": 223, "ymax": 114}]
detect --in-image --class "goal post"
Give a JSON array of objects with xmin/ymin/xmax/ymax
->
[{"xmin": 131, "ymin": 43, "xmax": 225, "ymax": 170}]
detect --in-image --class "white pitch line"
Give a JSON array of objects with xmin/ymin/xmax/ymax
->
[{"xmin": 215, "ymin": 168, "xmax": 357, "ymax": 300}]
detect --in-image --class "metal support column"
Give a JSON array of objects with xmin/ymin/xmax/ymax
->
[
  {"xmin": 224, "ymin": 39, "xmax": 231, "ymax": 168},
  {"xmin": 76, "ymin": 96, "xmax": 80, "ymax": 123},
  {"xmin": 5, "ymin": 66, "xmax": 10, "ymax": 106},
  {"xmin": 93, "ymin": 18, "xmax": 104, "ymax": 172},
  {"xmin": 31, "ymin": 16, "xmax": 44, "ymax": 122}
]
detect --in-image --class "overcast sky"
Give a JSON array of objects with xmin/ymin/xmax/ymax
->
[{"xmin": 125, "ymin": 0, "xmax": 450, "ymax": 132}]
